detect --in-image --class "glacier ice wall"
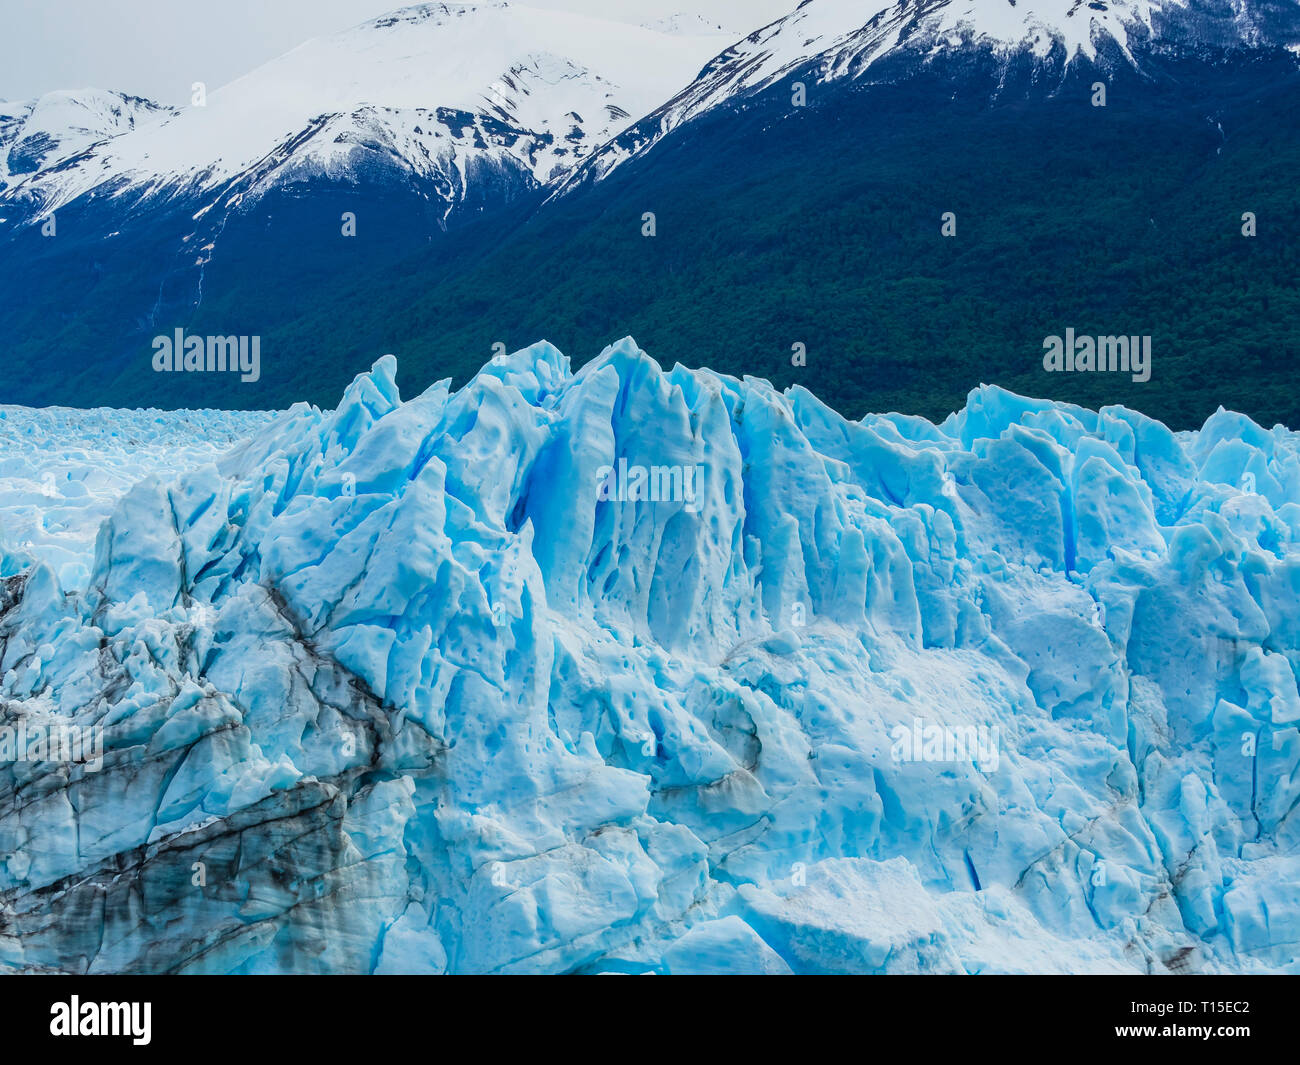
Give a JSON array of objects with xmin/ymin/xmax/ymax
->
[{"xmin": 2, "ymin": 338, "xmax": 1299, "ymax": 974}]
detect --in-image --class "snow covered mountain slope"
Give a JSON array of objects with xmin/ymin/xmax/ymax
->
[
  {"xmin": 640, "ymin": 12, "xmax": 739, "ymax": 36},
  {"xmin": 0, "ymin": 2, "xmax": 734, "ymax": 226},
  {"xmin": 10, "ymin": 0, "xmax": 1295, "ymax": 220},
  {"xmin": 0, "ymin": 90, "xmax": 172, "ymax": 199},
  {"xmin": 556, "ymin": 0, "xmax": 1300, "ymax": 191},
  {"xmin": 3, "ymin": 339, "xmax": 1300, "ymax": 973}
]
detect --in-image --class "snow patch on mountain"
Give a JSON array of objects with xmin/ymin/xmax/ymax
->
[
  {"xmin": 639, "ymin": 12, "xmax": 738, "ymax": 37},
  {"xmin": 2, "ymin": 340, "xmax": 1300, "ymax": 973},
  {"xmin": 0, "ymin": 89, "xmax": 172, "ymax": 196}
]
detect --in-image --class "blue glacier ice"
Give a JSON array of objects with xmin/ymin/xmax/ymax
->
[{"xmin": 2, "ymin": 338, "xmax": 1299, "ymax": 973}]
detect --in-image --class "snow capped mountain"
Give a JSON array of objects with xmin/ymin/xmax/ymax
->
[
  {"xmin": 639, "ymin": 12, "xmax": 738, "ymax": 36},
  {"xmin": 0, "ymin": 89, "xmax": 171, "ymax": 196},
  {"xmin": 0, "ymin": 2, "xmax": 738, "ymax": 224},
  {"xmin": 1, "ymin": 0, "xmax": 1296, "ymax": 416},
  {"xmin": 555, "ymin": 0, "xmax": 1300, "ymax": 192},
  {"xmin": 4, "ymin": 0, "xmax": 1299, "ymax": 223},
  {"xmin": 9, "ymin": 0, "xmax": 1294, "ymax": 230},
  {"xmin": 4, "ymin": 340, "xmax": 1300, "ymax": 972}
]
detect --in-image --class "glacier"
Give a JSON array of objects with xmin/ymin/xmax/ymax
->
[
  {"xmin": 1, "ymin": 337, "xmax": 1299, "ymax": 974},
  {"xmin": 0, "ymin": 405, "xmax": 276, "ymax": 591}
]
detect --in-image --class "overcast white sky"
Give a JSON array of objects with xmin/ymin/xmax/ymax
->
[{"xmin": 0, "ymin": 0, "xmax": 794, "ymax": 105}]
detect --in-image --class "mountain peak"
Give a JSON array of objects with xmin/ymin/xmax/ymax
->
[
  {"xmin": 0, "ymin": 87, "xmax": 172, "ymax": 191},
  {"xmin": 363, "ymin": 0, "xmax": 510, "ymax": 30},
  {"xmin": 554, "ymin": 0, "xmax": 1300, "ymax": 194},
  {"xmin": 0, "ymin": 1, "xmax": 738, "ymax": 218}
]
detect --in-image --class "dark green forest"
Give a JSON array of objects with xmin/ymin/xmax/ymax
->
[{"xmin": 3, "ymin": 51, "xmax": 1297, "ymax": 429}]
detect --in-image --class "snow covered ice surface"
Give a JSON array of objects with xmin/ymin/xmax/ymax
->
[
  {"xmin": 2, "ymin": 338, "xmax": 1300, "ymax": 974},
  {"xmin": 0, "ymin": 406, "xmax": 277, "ymax": 594}
]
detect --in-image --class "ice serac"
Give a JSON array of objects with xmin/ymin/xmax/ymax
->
[{"xmin": 3, "ymin": 340, "xmax": 1300, "ymax": 973}]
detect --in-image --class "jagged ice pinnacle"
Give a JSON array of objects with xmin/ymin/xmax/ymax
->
[{"xmin": 2, "ymin": 338, "xmax": 1299, "ymax": 973}]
